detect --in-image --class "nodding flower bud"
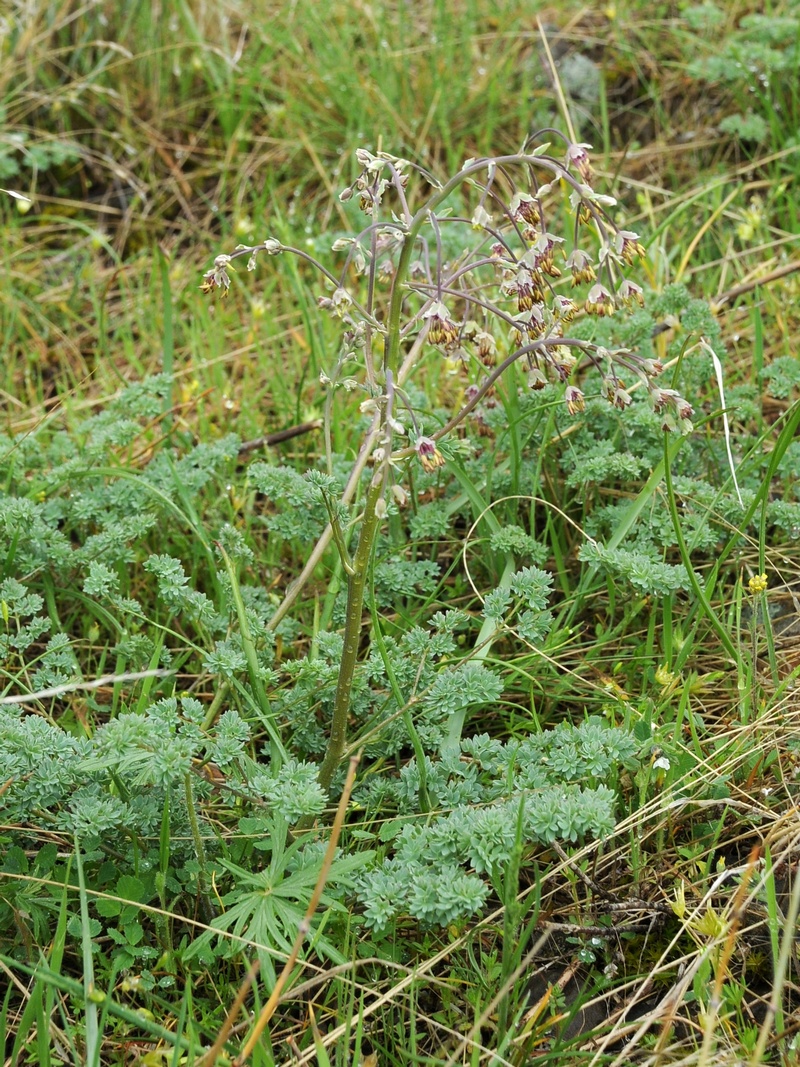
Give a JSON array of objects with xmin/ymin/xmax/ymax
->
[
  {"xmin": 471, "ymin": 204, "xmax": 493, "ymax": 229},
  {"xmin": 317, "ymin": 289, "xmax": 349, "ymax": 314},
  {"xmin": 640, "ymin": 358, "xmax": 664, "ymax": 377},
  {"xmin": 415, "ymin": 436, "xmax": 445, "ymax": 472}
]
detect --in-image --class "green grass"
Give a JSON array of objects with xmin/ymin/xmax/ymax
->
[{"xmin": 3, "ymin": 1, "xmax": 800, "ymax": 1064}]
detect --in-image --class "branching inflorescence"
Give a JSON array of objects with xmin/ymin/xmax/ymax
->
[{"xmin": 201, "ymin": 132, "xmax": 694, "ymax": 792}]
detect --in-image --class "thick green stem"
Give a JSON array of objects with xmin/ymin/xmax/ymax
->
[{"xmin": 318, "ymin": 476, "xmax": 385, "ymax": 793}]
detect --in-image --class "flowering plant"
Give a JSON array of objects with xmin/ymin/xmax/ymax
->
[{"xmin": 202, "ymin": 132, "xmax": 692, "ymax": 792}]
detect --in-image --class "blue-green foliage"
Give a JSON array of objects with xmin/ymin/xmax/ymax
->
[
  {"xmin": 488, "ymin": 525, "xmax": 549, "ymax": 564},
  {"xmin": 686, "ymin": 9, "xmax": 799, "ymax": 84},
  {"xmin": 483, "ymin": 564, "xmax": 555, "ymax": 643},
  {"xmin": 248, "ymin": 462, "xmax": 330, "ymax": 542},
  {"xmin": 247, "ymin": 758, "xmax": 327, "ymax": 822},
  {"xmin": 578, "ymin": 541, "xmax": 690, "ymax": 597},
  {"xmin": 276, "ymin": 609, "xmax": 503, "ymax": 758},
  {"xmin": 2, "ymin": 303, "xmax": 794, "ymax": 950},
  {"xmin": 761, "ymin": 356, "xmax": 800, "ymax": 400},
  {"xmin": 357, "ymin": 718, "xmax": 638, "ymax": 930}
]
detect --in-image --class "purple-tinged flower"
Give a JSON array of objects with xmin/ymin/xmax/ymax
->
[
  {"xmin": 617, "ymin": 279, "xmax": 645, "ymax": 307},
  {"xmin": 415, "ymin": 436, "xmax": 445, "ymax": 472},
  {"xmin": 424, "ymin": 301, "xmax": 459, "ymax": 348},
  {"xmin": 503, "ymin": 265, "xmax": 544, "ymax": 311},
  {"xmin": 650, "ymin": 388, "xmax": 693, "ymax": 423},
  {"xmin": 475, "ymin": 330, "xmax": 497, "ymax": 365},
  {"xmin": 604, "ymin": 380, "xmax": 632, "ymax": 409},
  {"xmin": 510, "ymin": 191, "xmax": 541, "ymax": 227},
  {"xmin": 527, "ymin": 366, "xmax": 548, "ymax": 390},
  {"xmin": 565, "ymin": 248, "xmax": 596, "ymax": 287},
  {"xmin": 553, "ymin": 295, "xmax": 579, "ymax": 321},
  {"xmin": 614, "ymin": 230, "xmax": 646, "ymax": 264},
  {"xmin": 510, "ymin": 305, "xmax": 545, "ymax": 343},
  {"xmin": 565, "ymin": 385, "xmax": 585, "ymax": 414},
  {"xmin": 528, "ymin": 232, "xmax": 564, "ymax": 278},
  {"xmin": 585, "ymin": 283, "xmax": 615, "ymax": 317},
  {"xmin": 640, "ymin": 358, "xmax": 664, "ymax": 377},
  {"xmin": 565, "ymin": 142, "xmax": 593, "ymax": 182}
]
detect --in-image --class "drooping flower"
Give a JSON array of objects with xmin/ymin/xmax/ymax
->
[
  {"xmin": 604, "ymin": 378, "xmax": 632, "ymax": 409},
  {"xmin": 617, "ymin": 279, "xmax": 645, "ymax": 307},
  {"xmin": 585, "ymin": 283, "xmax": 615, "ymax": 316},
  {"xmin": 415, "ymin": 436, "xmax": 445, "ymax": 472},
  {"xmin": 565, "ymin": 142, "xmax": 593, "ymax": 182},
  {"xmin": 565, "ymin": 385, "xmax": 585, "ymax": 414},
  {"xmin": 565, "ymin": 248, "xmax": 596, "ymax": 287},
  {"xmin": 509, "ymin": 191, "xmax": 541, "ymax": 227},
  {"xmin": 527, "ymin": 232, "xmax": 564, "ymax": 277},
  {"xmin": 474, "ymin": 330, "xmax": 497, "ymax": 365},
  {"xmin": 424, "ymin": 301, "xmax": 460, "ymax": 348},
  {"xmin": 200, "ymin": 254, "xmax": 234, "ymax": 297},
  {"xmin": 503, "ymin": 265, "xmax": 544, "ymax": 311},
  {"xmin": 553, "ymin": 295, "xmax": 579, "ymax": 321},
  {"xmin": 614, "ymin": 230, "xmax": 646, "ymax": 264}
]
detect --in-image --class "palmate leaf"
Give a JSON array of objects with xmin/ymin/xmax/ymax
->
[{"xmin": 185, "ymin": 818, "xmax": 372, "ymax": 983}]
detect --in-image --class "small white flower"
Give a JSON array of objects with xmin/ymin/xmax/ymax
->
[{"xmin": 653, "ymin": 756, "xmax": 671, "ymax": 772}]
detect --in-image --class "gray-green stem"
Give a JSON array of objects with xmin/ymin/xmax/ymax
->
[{"xmin": 317, "ymin": 474, "xmax": 385, "ymax": 793}]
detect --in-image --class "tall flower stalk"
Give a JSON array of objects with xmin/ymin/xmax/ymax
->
[{"xmin": 202, "ymin": 133, "xmax": 693, "ymax": 795}]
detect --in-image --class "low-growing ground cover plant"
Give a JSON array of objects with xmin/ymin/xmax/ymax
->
[{"xmin": 2, "ymin": 2, "xmax": 800, "ymax": 1065}]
